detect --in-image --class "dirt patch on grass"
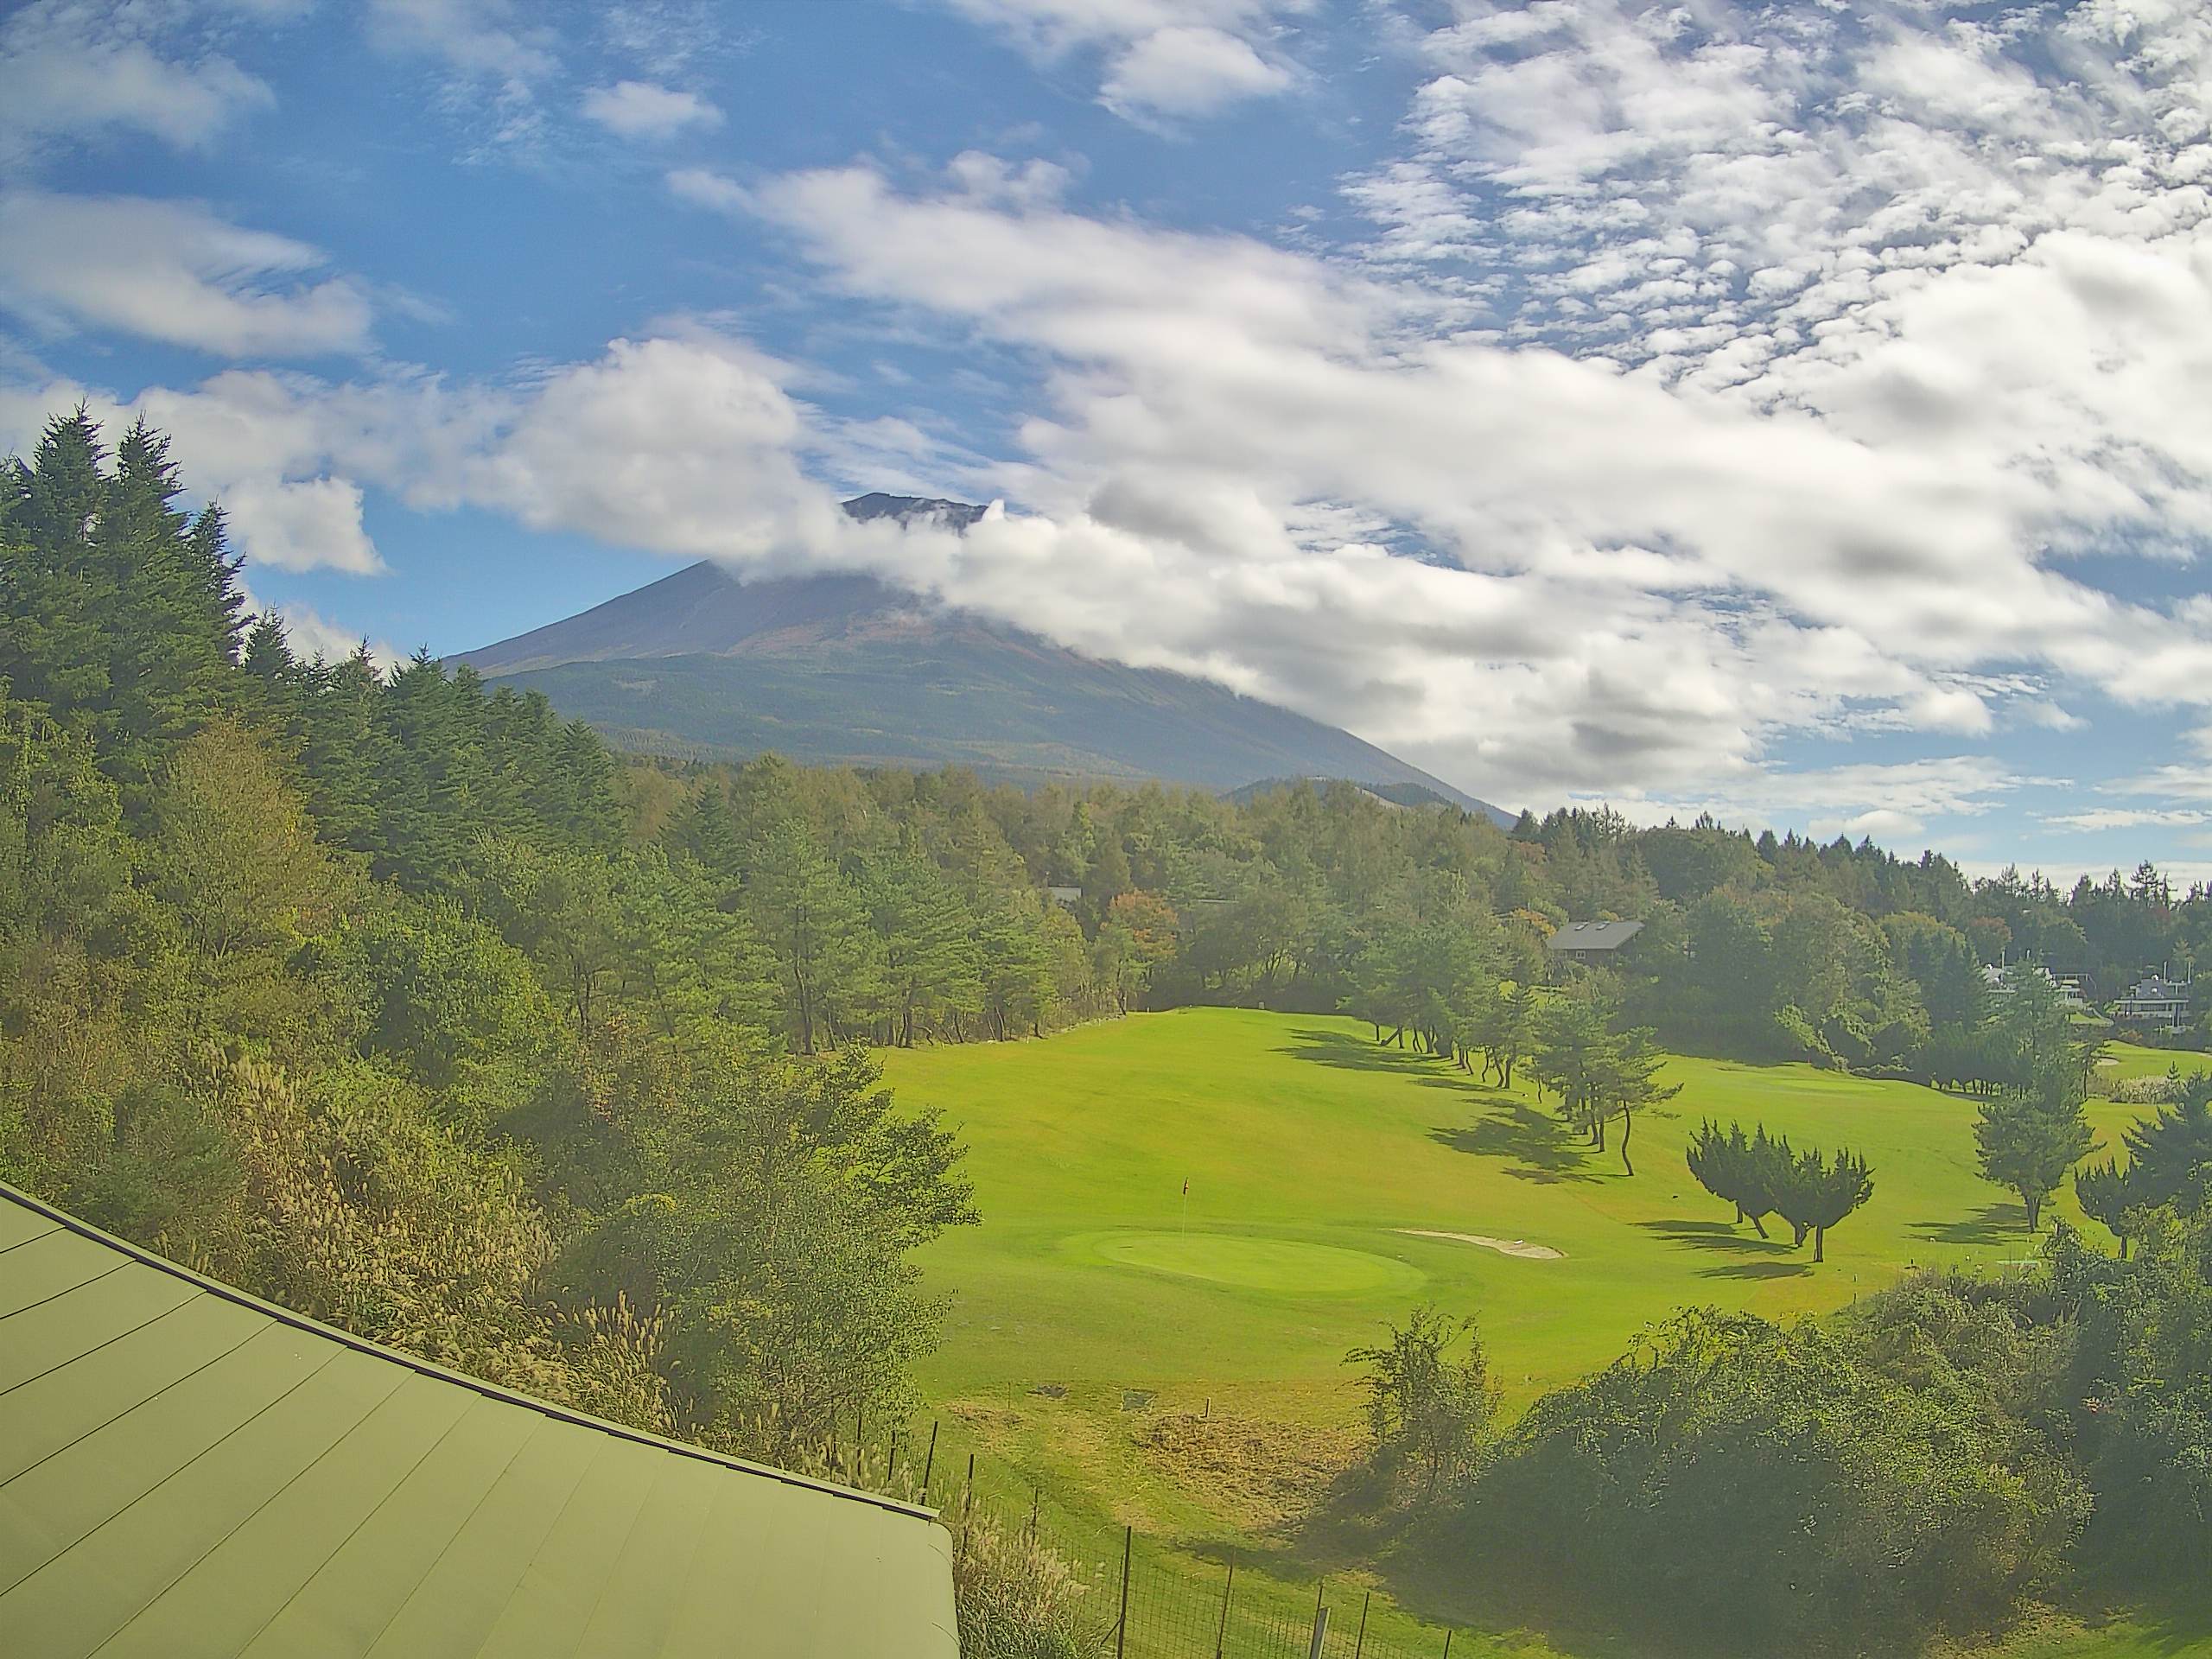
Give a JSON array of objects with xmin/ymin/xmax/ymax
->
[
  {"xmin": 1396, "ymin": 1227, "xmax": 1564, "ymax": 1260},
  {"xmin": 1134, "ymin": 1410, "xmax": 1363, "ymax": 1531}
]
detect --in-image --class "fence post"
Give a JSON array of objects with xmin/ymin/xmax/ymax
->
[
  {"xmin": 1306, "ymin": 1581, "xmax": 1329, "ymax": 1659},
  {"xmin": 963, "ymin": 1454, "xmax": 975, "ymax": 1522},
  {"xmin": 1353, "ymin": 1591, "xmax": 1370, "ymax": 1658},
  {"xmin": 1441, "ymin": 1629, "xmax": 1452, "ymax": 1658},
  {"xmin": 1115, "ymin": 1527, "xmax": 1133, "ymax": 1659},
  {"xmin": 1027, "ymin": 1485, "xmax": 1039, "ymax": 1542},
  {"xmin": 921, "ymin": 1421, "xmax": 938, "ymax": 1496},
  {"xmin": 1214, "ymin": 1561, "xmax": 1235, "ymax": 1658}
]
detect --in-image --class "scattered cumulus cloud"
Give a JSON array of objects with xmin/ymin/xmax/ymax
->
[
  {"xmin": 721, "ymin": 158, "xmax": 2212, "ymax": 804},
  {"xmin": 1099, "ymin": 26, "xmax": 1291, "ymax": 118},
  {"xmin": 221, "ymin": 476, "xmax": 385, "ymax": 575},
  {"xmin": 581, "ymin": 79, "xmax": 721, "ymax": 139},
  {"xmin": 15, "ymin": 0, "xmax": 2212, "ymax": 855},
  {"xmin": 940, "ymin": 0, "xmax": 1308, "ymax": 122}
]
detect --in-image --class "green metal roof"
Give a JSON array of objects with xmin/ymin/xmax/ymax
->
[{"xmin": 0, "ymin": 1180, "xmax": 957, "ymax": 1659}]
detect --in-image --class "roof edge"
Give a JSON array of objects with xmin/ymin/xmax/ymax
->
[{"xmin": 0, "ymin": 1178, "xmax": 940, "ymax": 1524}]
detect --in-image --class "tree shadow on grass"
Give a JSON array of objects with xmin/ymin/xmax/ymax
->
[
  {"xmin": 1637, "ymin": 1218, "xmax": 1793, "ymax": 1255},
  {"xmin": 1429, "ymin": 1101, "xmax": 1599, "ymax": 1185},
  {"xmin": 1282, "ymin": 1028, "xmax": 1485, "ymax": 1096},
  {"xmin": 1284, "ymin": 1026, "xmax": 1443, "ymax": 1076},
  {"xmin": 1700, "ymin": 1259, "xmax": 1814, "ymax": 1280},
  {"xmin": 1910, "ymin": 1202, "xmax": 2030, "ymax": 1248}
]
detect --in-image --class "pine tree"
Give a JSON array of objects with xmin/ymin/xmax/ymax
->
[
  {"xmin": 866, "ymin": 849, "xmax": 982, "ymax": 1046},
  {"xmin": 2075, "ymin": 1156, "xmax": 2147, "ymax": 1258},
  {"xmin": 2120, "ymin": 1077, "xmax": 2212, "ymax": 1216},
  {"xmin": 1975, "ymin": 1090, "xmax": 2094, "ymax": 1232},
  {"xmin": 745, "ymin": 817, "xmax": 881, "ymax": 1053}
]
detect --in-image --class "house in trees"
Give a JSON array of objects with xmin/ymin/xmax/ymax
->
[
  {"xmin": 1546, "ymin": 919, "xmax": 1645, "ymax": 969},
  {"xmin": 2113, "ymin": 972, "xmax": 2192, "ymax": 1034},
  {"xmin": 0, "ymin": 1180, "xmax": 958, "ymax": 1659},
  {"xmin": 1981, "ymin": 961, "xmax": 2092, "ymax": 1013}
]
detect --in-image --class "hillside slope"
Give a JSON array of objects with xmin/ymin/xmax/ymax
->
[{"xmin": 459, "ymin": 499, "xmax": 1511, "ymax": 819}]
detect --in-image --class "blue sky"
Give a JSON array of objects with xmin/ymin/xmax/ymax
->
[{"xmin": 5, "ymin": 0, "xmax": 2212, "ymax": 880}]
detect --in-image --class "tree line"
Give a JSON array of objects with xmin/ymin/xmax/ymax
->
[{"xmin": 1, "ymin": 411, "xmax": 982, "ymax": 1464}]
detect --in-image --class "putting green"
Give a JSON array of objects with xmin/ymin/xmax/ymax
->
[{"xmin": 1080, "ymin": 1230, "xmax": 1426, "ymax": 1297}]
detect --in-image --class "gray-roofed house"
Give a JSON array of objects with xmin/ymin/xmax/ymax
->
[{"xmin": 1546, "ymin": 919, "xmax": 1646, "ymax": 969}]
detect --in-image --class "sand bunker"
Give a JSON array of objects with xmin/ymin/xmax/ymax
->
[{"xmin": 1396, "ymin": 1228, "xmax": 1564, "ymax": 1261}]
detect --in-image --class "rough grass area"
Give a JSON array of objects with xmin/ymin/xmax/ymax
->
[{"xmin": 882, "ymin": 1008, "xmax": 2200, "ymax": 1658}]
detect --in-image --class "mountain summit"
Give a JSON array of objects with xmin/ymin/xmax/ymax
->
[{"xmin": 459, "ymin": 497, "xmax": 1510, "ymax": 820}]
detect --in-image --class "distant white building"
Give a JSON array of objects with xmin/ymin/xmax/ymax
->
[
  {"xmin": 1981, "ymin": 962, "xmax": 2090, "ymax": 1012},
  {"xmin": 2113, "ymin": 974, "xmax": 2193, "ymax": 1034}
]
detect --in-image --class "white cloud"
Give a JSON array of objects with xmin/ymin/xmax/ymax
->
[
  {"xmin": 0, "ymin": 374, "xmax": 395, "ymax": 578},
  {"xmin": 666, "ymin": 167, "xmax": 750, "ymax": 214},
  {"xmin": 455, "ymin": 332, "xmax": 849, "ymax": 564},
  {"xmin": 582, "ymin": 79, "xmax": 721, "ymax": 139},
  {"xmin": 365, "ymin": 0, "xmax": 555, "ymax": 84},
  {"xmin": 0, "ymin": 194, "xmax": 372, "ymax": 358},
  {"xmin": 0, "ymin": 1, "xmax": 276, "ymax": 166},
  {"xmin": 942, "ymin": 0, "xmax": 1307, "ymax": 122},
  {"xmin": 276, "ymin": 601, "xmax": 400, "ymax": 671},
  {"xmin": 364, "ymin": 0, "xmax": 559, "ymax": 154},
  {"xmin": 0, "ymin": 329, "xmax": 849, "ymax": 585},
  {"xmin": 728, "ymin": 162, "xmax": 2212, "ymax": 803},
  {"xmin": 222, "ymin": 477, "xmax": 385, "ymax": 575},
  {"xmin": 1099, "ymin": 25, "xmax": 1289, "ymax": 118},
  {"xmin": 2044, "ymin": 807, "xmax": 2212, "ymax": 832},
  {"xmin": 238, "ymin": 583, "xmax": 401, "ymax": 672}
]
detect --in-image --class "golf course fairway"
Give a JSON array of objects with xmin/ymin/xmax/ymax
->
[
  {"xmin": 878, "ymin": 1007, "xmax": 2193, "ymax": 1658},
  {"xmin": 1082, "ymin": 1229, "xmax": 1428, "ymax": 1295}
]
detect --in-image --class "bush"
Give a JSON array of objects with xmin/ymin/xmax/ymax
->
[
  {"xmin": 1458, "ymin": 1306, "xmax": 2085, "ymax": 1652},
  {"xmin": 1345, "ymin": 1305, "xmax": 1498, "ymax": 1501},
  {"xmin": 2111, "ymin": 1067, "xmax": 2187, "ymax": 1106},
  {"xmin": 2051, "ymin": 1227, "xmax": 2212, "ymax": 1580}
]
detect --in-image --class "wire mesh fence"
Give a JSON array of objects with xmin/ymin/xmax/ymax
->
[{"xmin": 806, "ymin": 1411, "xmax": 1466, "ymax": 1659}]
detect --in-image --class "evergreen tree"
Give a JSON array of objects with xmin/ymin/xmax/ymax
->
[
  {"xmin": 865, "ymin": 849, "xmax": 982, "ymax": 1046},
  {"xmin": 746, "ymin": 816, "xmax": 882, "ymax": 1053},
  {"xmin": 2075, "ymin": 1156, "xmax": 2148, "ymax": 1258},
  {"xmin": 2120, "ymin": 1077, "xmax": 2212, "ymax": 1216},
  {"xmin": 1975, "ymin": 1090, "xmax": 2094, "ymax": 1232}
]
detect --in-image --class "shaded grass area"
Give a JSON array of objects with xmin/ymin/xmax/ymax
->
[{"xmin": 881, "ymin": 1008, "xmax": 2199, "ymax": 1657}]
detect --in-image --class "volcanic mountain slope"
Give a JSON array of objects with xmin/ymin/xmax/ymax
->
[{"xmin": 458, "ymin": 495, "xmax": 1511, "ymax": 822}]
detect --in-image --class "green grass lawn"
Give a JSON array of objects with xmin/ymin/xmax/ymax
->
[
  {"xmin": 2093, "ymin": 1039, "xmax": 2212, "ymax": 1092},
  {"xmin": 880, "ymin": 1009, "xmax": 2204, "ymax": 1657}
]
